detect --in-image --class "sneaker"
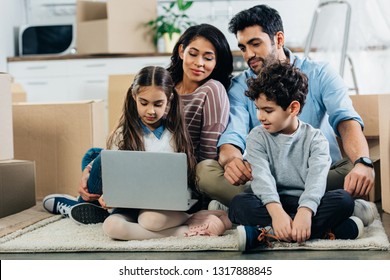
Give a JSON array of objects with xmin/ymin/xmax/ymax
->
[
  {"xmin": 237, "ymin": 225, "xmax": 280, "ymax": 251},
  {"xmin": 69, "ymin": 203, "xmax": 109, "ymax": 225},
  {"xmin": 208, "ymin": 200, "xmax": 229, "ymax": 212},
  {"xmin": 185, "ymin": 213, "xmax": 226, "ymax": 237},
  {"xmin": 353, "ymin": 199, "xmax": 375, "ymax": 226},
  {"xmin": 42, "ymin": 194, "xmax": 78, "ymax": 217},
  {"xmin": 328, "ymin": 216, "xmax": 364, "ymax": 240}
]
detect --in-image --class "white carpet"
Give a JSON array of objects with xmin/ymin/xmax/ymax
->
[{"xmin": 0, "ymin": 205, "xmax": 389, "ymax": 252}]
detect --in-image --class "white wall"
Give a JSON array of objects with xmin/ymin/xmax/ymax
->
[
  {"xmin": 159, "ymin": 0, "xmax": 319, "ymax": 51},
  {"xmin": 0, "ymin": 0, "xmax": 25, "ymax": 72},
  {"xmin": 2, "ymin": 0, "xmax": 390, "ymax": 94}
]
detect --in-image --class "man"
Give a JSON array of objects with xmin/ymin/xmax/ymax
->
[{"xmin": 197, "ymin": 4, "xmax": 375, "ymax": 214}]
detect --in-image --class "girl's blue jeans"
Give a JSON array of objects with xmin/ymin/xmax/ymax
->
[{"xmin": 78, "ymin": 147, "xmax": 103, "ymax": 203}]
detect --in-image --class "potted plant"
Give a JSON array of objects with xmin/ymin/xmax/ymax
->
[{"xmin": 146, "ymin": 0, "xmax": 195, "ymax": 52}]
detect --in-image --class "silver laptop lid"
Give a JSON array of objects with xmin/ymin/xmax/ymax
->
[{"xmin": 101, "ymin": 150, "xmax": 196, "ymax": 211}]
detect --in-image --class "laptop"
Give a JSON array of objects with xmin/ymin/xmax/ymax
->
[{"xmin": 101, "ymin": 150, "xmax": 198, "ymax": 211}]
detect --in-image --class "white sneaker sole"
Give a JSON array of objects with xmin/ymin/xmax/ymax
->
[{"xmin": 236, "ymin": 225, "xmax": 247, "ymax": 251}]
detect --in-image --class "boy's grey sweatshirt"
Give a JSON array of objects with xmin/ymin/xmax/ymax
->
[{"xmin": 246, "ymin": 121, "xmax": 331, "ymax": 215}]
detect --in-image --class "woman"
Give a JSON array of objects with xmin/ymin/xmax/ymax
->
[{"xmin": 168, "ymin": 23, "xmax": 233, "ymax": 161}]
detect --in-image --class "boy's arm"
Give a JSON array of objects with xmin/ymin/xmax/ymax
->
[
  {"xmin": 246, "ymin": 129, "xmax": 280, "ymax": 204},
  {"xmin": 246, "ymin": 129, "xmax": 292, "ymax": 241},
  {"xmin": 292, "ymin": 133, "xmax": 330, "ymax": 242},
  {"xmin": 299, "ymin": 132, "xmax": 332, "ymax": 215}
]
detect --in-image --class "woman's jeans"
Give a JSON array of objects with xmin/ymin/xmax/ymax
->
[{"xmin": 78, "ymin": 147, "xmax": 103, "ymax": 203}]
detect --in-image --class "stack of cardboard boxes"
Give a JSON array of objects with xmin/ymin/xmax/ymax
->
[
  {"xmin": 350, "ymin": 94, "xmax": 390, "ymax": 213},
  {"xmin": 13, "ymin": 100, "xmax": 106, "ymax": 200},
  {"xmin": 0, "ymin": 73, "xmax": 35, "ymax": 218},
  {"xmin": 0, "ymin": 72, "xmax": 107, "ymax": 219},
  {"xmin": 76, "ymin": 0, "xmax": 156, "ymax": 54}
]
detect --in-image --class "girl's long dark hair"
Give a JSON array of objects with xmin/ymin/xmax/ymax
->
[
  {"xmin": 106, "ymin": 66, "xmax": 198, "ymax": 194},
  {"xmin": 167, "ymin": 23, "xmax": 233, "ymax": 90}
]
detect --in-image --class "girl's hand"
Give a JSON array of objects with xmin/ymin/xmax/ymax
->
[
  {"xmin": 78, "ymin": 167, "xmax": 100, "ymax": 202},
  {"xmin": 98, "ymin": 195, "xmax": 111, "ymax": 210}
]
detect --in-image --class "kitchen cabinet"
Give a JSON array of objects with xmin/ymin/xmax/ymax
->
[{"xmin": 7, "ymin": 54, "xmax": 171, "ymax": 135}]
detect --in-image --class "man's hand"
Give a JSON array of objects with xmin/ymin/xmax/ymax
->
[
  {"xmin": 218, "ymin": 144, "xmax": 252, "ymax": 185},
  {"xmin": 338, "ymin": 120, "xmax": 375, "ymax": 197},
  {"xmin": 223, "ymin": 158, "xmax": 253, "ymax": 185},
  {"xmin": 78, "ymin": 167, "xmax": 100, "ymax": 202},
  {"xmin": 292, "ymin": 207, "xmax": 312, "ymax": 243},
  {"xmin": 344, "ymin": 164, "xmax": 375, "ymax": 197}
]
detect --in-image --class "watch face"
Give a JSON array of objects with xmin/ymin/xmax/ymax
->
[
  {"xmin": 362, "ymin": 157, "xmax": 373, "ymax": 165},
  {"xmin": 355, "ymin": 157, "xmax": 374, "ymax": 167}
]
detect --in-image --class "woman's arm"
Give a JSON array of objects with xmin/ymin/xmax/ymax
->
[{"xmin": 198, "ymin": 80, "xmax": 230, "ymax": 161}]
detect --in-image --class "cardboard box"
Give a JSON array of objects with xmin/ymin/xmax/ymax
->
[
  {"xmin": 350, "ymin": 94, "xmax": 390, "ymax": 212},
  {"xmin": 11, "ymin": 83, "xmax": 27, "ymax": 103},
  {"xmin": 13, "ymin": 101, "xmax": 106, "ymax": 200},
  {"xmin": 378, "ymin": 95, "xmax": 390, "ymax": 213},
  {"xmin": 350, "ymin": 94, "xmax": 379, "ymax": 137},
  {"xmin": 0, "ymin": 160, "xmax": 36, "ymax": 218},
  {"xmin": 367, "ymin": 139, "xmax": 381, "ymax": 202},
  {"xmin": 108, "ymin": 74, "xmax": 135, "ymax": 132},
  {"xmin": 76, "ymin": 0, "xmax": 156, "ymax": 54},
  {"xmin": 0, "ymin": 73, "xmax": 14, "ymax": 161}
]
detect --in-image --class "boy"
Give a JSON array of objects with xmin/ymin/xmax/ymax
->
[{"xmin": 228, "ymin": 61, "xmax": 364, "ymax": 251}]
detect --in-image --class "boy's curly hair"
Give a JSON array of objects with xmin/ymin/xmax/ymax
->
[{"xmin": 246, "ymin": 61, "xmax": 308, "ymax": 113}]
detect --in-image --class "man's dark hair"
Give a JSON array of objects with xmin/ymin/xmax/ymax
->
[
  {"xmin": 246, "ymin": 61, "xmax": 308, "ymax": 113},
  {"xmin": 228, "ymin": 4, "xmax": 284, "ymax": 42}
]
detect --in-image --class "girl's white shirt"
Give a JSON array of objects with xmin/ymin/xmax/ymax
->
[
  {"xmin": 109, "ymin": 125, "xmax": 176, "ymax": 152},
  {"xmin": 144, "ymin": 129, "xmax": 175, "ymax": 152}
]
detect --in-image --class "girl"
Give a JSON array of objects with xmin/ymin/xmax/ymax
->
[
  {"xmin": 46, "ymin": 66, "xmax": 231, "ymax": 240},
  {"xmin": 45, "ymin": 24, "xmax": 234, "ymax": 217}
]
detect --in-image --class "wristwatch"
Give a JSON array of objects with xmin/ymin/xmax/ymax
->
[{"xmin": 354, "ymin": 157, "xmax": 374, "ymax": 168}]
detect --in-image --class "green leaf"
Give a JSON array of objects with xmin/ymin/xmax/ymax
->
[{"xmin": 144, "ymin": 0, "xmax": 194, "ymax": 47}]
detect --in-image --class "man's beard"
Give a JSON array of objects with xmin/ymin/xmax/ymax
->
[{"xmin": 247, "ymin": 47, "xmax": 278, "ymax": 74}]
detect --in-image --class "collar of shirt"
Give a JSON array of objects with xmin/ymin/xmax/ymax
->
[{"xmin": 139, "ymin": 120, "xmax": 166, "ymax": 140}]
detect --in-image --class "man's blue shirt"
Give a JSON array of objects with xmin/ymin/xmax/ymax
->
[{"xmin": 218, "ymin": 49, "xmax": 363, "ymax": 164}]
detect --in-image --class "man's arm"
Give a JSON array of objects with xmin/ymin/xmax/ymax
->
[
  {"xmin": 338, "ymin": 119, "xmax": 375, "ymax": 196},
  {"xmin": 217, "ymin": 71, "xmax": 256, "ymax": 185}
]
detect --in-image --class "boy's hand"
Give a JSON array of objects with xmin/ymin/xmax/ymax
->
[
  {"xmin": 292, "ymin": 207, "xmax": 312, "ymax": 243},
  {"xmin": 267, "ymin": 203, "xmax": 292, "ymax": 242}
]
